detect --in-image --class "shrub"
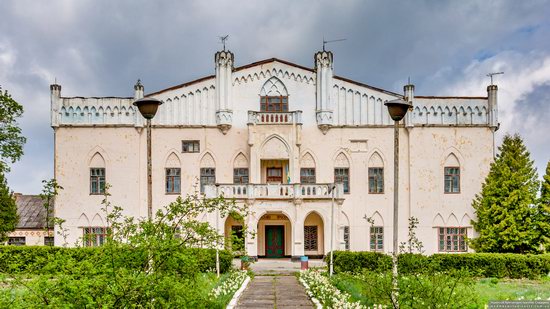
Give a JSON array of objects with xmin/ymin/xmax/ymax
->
[
  {"xmin": 328, "ymin": 251, "xmax": 550, "ymax": 279},
  {"xmin": 0, "ymin": 246, "xmax": 233, "ymax": 275}
]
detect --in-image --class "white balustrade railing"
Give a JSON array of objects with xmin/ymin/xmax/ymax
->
[
  {"xmin": 247, "ymin": 111, "xmax": 303, "ymax": 125},
  {"xmin": 204, "ymin": 183, "xmax": 343, "ymax": 200}
]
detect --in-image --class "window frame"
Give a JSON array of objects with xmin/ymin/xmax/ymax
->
[
  {"xmin": 83, "ymin": 227, "xmax": 110, "ymax": 247},
  {"xmin": 200, "ymin": 167, "xmax": 216, "ymax": 193},
  {"xmin": 165, "ymin": 168, "xmax": 181, "ymax": 194},
  {"xmin": 368, "ymin": 167, "xmax": 385, "ymax": 194},
  {"xmin": 90, "ymin": 167, "xmax": 106, "ymax": 195},
  {"xmin": 438, "ymin": 227, "xmax": 467, "ymax": 252},
  {"xmin": 8, "ymin": 237, "xmax": 26, "ymax": 246},
  {"xmin": 233, "ymin": 168, "xmax": 249, "ymax": 184},
  {"xmin": 181, "ymin": 140, "xmax": 200, "ymax": 153},
  {"xmin": 304, "ymin": 225, "xmax": 318, "ymax": 251},
  {"xmin": 300, "ymin": 168, "xmax": 316, "ymax": 184},
  {"xmin": 444, "ymin": 166, "xmax": 461, "ymax": 194},
  {"xmin": 44, "ymin": 236, "xmax": 54, "ymax": 246},
  {"xmin": 334, "ymin": 167, "xmax": 350, "ymax": 194},
  {"xmin": 369, "ymin": 226, "xmax": 384, "ymax": 252},
  {"xmin": 260, "ymin": 96, "xmax": 289, "ymax": 112}
]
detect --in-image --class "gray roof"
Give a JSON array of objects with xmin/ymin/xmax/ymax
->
[{"xmin": 15, "ymin": 195, "xmax": 53, "ymax": 229}]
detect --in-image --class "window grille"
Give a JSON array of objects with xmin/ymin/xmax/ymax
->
[{"xmin": 304, "ymin": 226, "xmax": 318, "ymax": 251}]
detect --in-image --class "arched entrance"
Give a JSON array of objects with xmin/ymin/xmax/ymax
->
[
  {"xmin": 224, "ymin": 213, "xmax": 244, "ymax": 253},
  {"xmin": 257, "ymin": 212, "xmax": 292, "ymax": 258},
  {"xmin": 304, "ymin": 212, "xmax": 324, "ymax": 257}
]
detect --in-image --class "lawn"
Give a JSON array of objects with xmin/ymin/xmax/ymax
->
[{"xmin": 330, "ymin": 272, "xmax": 550, "ymax": 308}]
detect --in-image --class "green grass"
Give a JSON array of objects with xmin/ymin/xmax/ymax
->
[
  {"xmin": 475, "ymin": 277, "xmax": 550, "ymax": 304},
  {"xmin": 331, "ymin": 273, "xmax": 550, "ymax": 308}
]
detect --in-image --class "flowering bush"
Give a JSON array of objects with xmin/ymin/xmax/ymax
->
[
  {"xmin": 299, "ymin": 269, "xmax": 384, "ymax": 309},
  {"xmin": 209, "ymin": 270, "xmax": 248, "ymax": 300}
]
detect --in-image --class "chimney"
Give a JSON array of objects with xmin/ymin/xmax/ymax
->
[
  {"xmin": 314, "ymin": 50, "xmax": 334, "ymax": 134},
  {"xmin": 487, "ymin": 85, "xmax": 498, "ymax": 129},
  {"xmin": 50, "ymin": 84, "xmax": 62, "ymax": 127},
  {"xmin": 215, "ymin": 50, "xmax": 234, "ymax": 134}
]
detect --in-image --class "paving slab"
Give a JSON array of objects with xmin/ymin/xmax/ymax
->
[{"xmin": 236, "ymin": 275, "xmax": 313, "ymax": 309}]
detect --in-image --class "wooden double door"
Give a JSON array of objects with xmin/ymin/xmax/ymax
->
[{"xmin": 265, "ymin": 225, "xmax": 285, "ymax": 258}]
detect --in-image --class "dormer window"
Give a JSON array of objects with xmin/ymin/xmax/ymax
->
[{"xmin": 260, "ymin": 77, "xmax": 288, "ymax": 112}]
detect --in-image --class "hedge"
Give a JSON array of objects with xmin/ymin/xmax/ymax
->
[
  {"xmin": 0, "ymin": 246, "xmax": 233, "ymax": 275},
  {"xmin": 327, "ymin": 251, "xmax": 550, "ymax": 279}
]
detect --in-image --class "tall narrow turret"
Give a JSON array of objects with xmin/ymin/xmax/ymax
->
[
  {"xmin": 215, "ymin": 50, "xmax": 234, "ymax": 134},
  {"xmin": 50, "ymin": 83, "xmax": 61, "ymax": 127},
  {"xmin": 404, "ymin": 83, "xmax": 415, "ymax": 128},
  {"xmin": 487, "ymin": 85, "xmax": 498, "ymax": 129},
  {"xmin": 315, "ymin": 51, "xmax": 334, "ymax": 134}
]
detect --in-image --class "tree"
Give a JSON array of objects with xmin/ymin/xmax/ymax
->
[
  {"xmin": 0, "ymin": 86, "xmax": 26, "ymax": 173},
  {"xmin": 39, "ymin": 179, "xmax": 63, "ymax": 232},
  {"xmin": 471, "ymin": 133, "xmax": 540, "ymax": 253},
  {"xmin": 0, "ymin": 171, "xmax": 18, "ymax": 242},
  {"xmin": 536, "ymin": 161, "xmax": 550, "ymax": 251}
]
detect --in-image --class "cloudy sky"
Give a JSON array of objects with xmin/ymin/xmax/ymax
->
[{"xmin": 1, "ymin": 0, "xmax": 549, "ymax": 193}]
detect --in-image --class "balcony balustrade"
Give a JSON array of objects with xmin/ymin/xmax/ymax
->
[
  {"xmin": 247, "ymin": 111, "xmax": 303, "ymax": 125},
  {"xmin": 204, "ymin": 183, "xmax": 343, "ymax": 200}
]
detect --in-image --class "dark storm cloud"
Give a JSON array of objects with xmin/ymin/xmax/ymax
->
[{"xmin": 0, "ymin": 0, "xmax": 549, "ymax": 193}]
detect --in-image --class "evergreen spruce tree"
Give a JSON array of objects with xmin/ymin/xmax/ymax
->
[
  {"xmin": 471, "ymin": 133, "xmax": 540, "ymax": 253},
  {"xmin": 0, "ymin": 171, "xmax": 18, "ymax": 242},
  {"xmin": 536, "ymin": 161, "xmax": 550, "ymax": 251}
]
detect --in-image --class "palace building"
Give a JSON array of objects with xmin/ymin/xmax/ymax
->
[{"xmin": 50, "ymin": 49, "xmax": 497, "ymax": 257}]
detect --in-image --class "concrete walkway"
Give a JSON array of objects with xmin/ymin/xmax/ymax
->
[{"xmin": 236, "ymin": 275, "xmax": 314, "ymax": 308}]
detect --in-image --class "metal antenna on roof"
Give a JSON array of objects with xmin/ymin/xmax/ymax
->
[
  {"xmin": 408, "ymin": 77, "xmax": 411, "ymax": 85},
  {"xmin": 219, "ymin": 35, "xmax": 229, "ymax": 51},
  {"xmin": 487, "ymin": 72, "xmax": 504, "ymax": 85},
  {"xmin": 323, "ymin": 37, "xmax": 346, "ymax": 51}
]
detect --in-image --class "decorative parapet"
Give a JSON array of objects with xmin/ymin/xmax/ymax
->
[
  {"xmin": 411, "ymin": 97, "xmax": 490, "ymax": 126},
  {"xmin": 247, "ymin": 111, "xmax": 303, "ymax": 125},
  {"xmin": 56, "ymin": 97, "xmax": 138, "ymax": 126},
  {"xmin": 204, "ymin": 183, "xmax": 344, "ymax": 201}
]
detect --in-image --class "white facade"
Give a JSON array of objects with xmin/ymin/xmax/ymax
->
[{"xmin": 52, "ymin": 50, "xmax": 497, "ymax": 257}]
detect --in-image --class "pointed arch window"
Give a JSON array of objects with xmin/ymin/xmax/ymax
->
[{"xmin": 260, "ymin": 77, "xmax": 289, "ymax": 112}]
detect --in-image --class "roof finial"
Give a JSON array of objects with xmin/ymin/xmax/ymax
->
[
  {"xmin": 219, "ymin": 35, "xmax": 229, "ymax": 51},
  {"xmin": 136, "ymin": 78, "xmax": 142, "ymax": 87}
]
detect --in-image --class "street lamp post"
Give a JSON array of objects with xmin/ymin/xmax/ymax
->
[
  {"xmin": 133, "ymin": 97, "xmax": 163, "ymax": 220},
  {"xmin": 384, "ymin": 98, "xmax": 412, "ymax": 309}
]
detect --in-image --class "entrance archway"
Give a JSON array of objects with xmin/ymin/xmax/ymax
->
[
  {"xmin": 257, "ymin": 212, "xmax": 292, "ymax": 258},
  {"xmin": 304, "ymin": 212, "xmax": 325, "ymax": 257},
  {"xmin": 224, "ymin": 213, "xmax": 244, "ymax": 253}
]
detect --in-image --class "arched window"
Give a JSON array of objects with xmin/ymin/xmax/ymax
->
[{"xmin": 260, "ymin": 77, "xmax": 288, "ymax": 112}]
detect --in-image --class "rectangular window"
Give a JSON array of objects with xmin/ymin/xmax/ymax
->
[
  {"xmin": 444, "ymin": 167, "xmax": 460, "ymax": 193},
  {"xmin": 334, "ymin": 168, "xmax": 350, "ymax": 193},
  {"xmin": 83, "ymin": 227, "xmax": 109, "ymax": 247},
  {"xmin": 300, "ymin": 168, "xmax": 316, "ymax": 184},
  {"xmin": 370, "ymin": 226, "xmax": 384, "ymax": 251},
  {"xmin": 260, "ymin": 96, "xmax": 288, "ymax": 112},
  {"xmin": 90, "ymin": 168, "xmax": 105, "ymax": 195},
  {"xmin": 233, "ymin": 168, "xmax": 249, "ymax": 184},
  {"xmin": 304, "ymin": 226, "xmax": 318, "ymax": 251},
  {"xmin": 438, "ymin": 227, "xmax": 467, "ymax": 252},
  {"xmin": 44, "ymin": 236, "xmax": 54, "ymax": 246},
  {"xmin": 182, "ymin": 140, "xmax": 200, "ymax": 153},
  {"xmin": 200, "ymin": 168, "xmax": 216, "ymax": 193},
  {"xmin": 344, "ymin": 226, "xmax": 350, "ymax": 251},
  {"xmin": 8, "ymin": 237, "xmax": 26, "ymax": 246},
  {"xmin": 368, "ymin": 167, "xmax": 384, "ymax": 194},
  {"xmin": 165, "ymin": 168, "xmax": 181, "ymax": 194},
  {"xmin": 266, "ymin": 167, "xmax": 283, "ymax": 183}
]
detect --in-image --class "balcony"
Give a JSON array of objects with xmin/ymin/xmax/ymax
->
[
  {"xmin": 204, "ymin": 183, "xmax": 344, "ymax": 200},
  {"xmin": 248, "ymin": 111, "xmax": 303, "ymax": 125}
]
